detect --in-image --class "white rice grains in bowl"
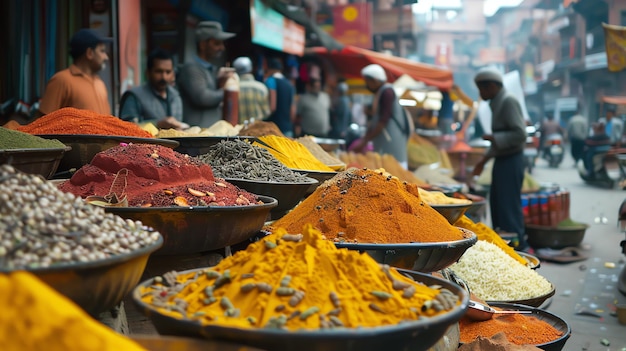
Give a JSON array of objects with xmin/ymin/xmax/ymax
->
[{"xmin": 448, "ymin": 241, "xmax": 553, "ymax": 301}]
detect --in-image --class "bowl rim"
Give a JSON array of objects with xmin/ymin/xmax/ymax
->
[
  {"xmin": 516, "ymin": 251, "xmax": 541, "ymax": 269},
  {"xmin": 160, "ymin": 135, "xmax": 259, "ymax": 141},
  {"xmin": 0, "ymin": 145, "xmax": 72, "ymax": 153},
  {"xmin": 333, "ymin": 227, "xmax": 477, "ymax": 249},
  {"xmin": 224, "ymin": 176, "xmax": 319, "ymax": 186},
  {"xmin": 429, "ymin": 203, "xmax": 473, "ymax": 209},
  {"xmin": 104, "ymin": 195, "xmax": 278, "ymax": 213},
  {"xmin": 35, "ymin": 134, "xmax": 179, "ymax": 147},
  {"xmin": 487, "ymin": 283, "xmax": 556, "ymax": 307},
  {"xmin": 485, "ymin": 302, "xmax": 572, "ymax": 347},
  {"xmin": 132, "ymin": 267, "xmax": 470, "ymax": 337},
  {"xmin": 525, "ymin": 223, "xmax": 589, "ymax": 231},
  {"xmin": 0, "ymin": 234, "xmax": 163, "ymax": 273},
  {"xmin": 289, "ymin": 168, "xmax": 339, "ymax": 176}
]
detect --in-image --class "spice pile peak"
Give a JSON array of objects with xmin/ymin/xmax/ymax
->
[{"xmin": 140, "ymin": 224, "xmax": 460, "ymax": 331}]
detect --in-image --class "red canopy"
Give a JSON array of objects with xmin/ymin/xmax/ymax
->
[{"xmin": 312, "ymin": 45, "xmax": 454, "ymax": 90}]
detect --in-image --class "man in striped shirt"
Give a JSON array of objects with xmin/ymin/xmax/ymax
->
[{"xmin": 233, "ymin": 57, "xmax": 270, "ymax": 124}]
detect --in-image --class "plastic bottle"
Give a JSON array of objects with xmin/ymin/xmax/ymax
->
[
  {"xmin": 528, "ymin": 194, "xmax": 539, "ymax": 225},
  {"xmin": 521, "ymin": 195, "xmax": 530, "ymax": 224}
]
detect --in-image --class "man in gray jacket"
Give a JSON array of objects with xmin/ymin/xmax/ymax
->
[
  {"xmin": 119, "ymin": 49, "xmax": 186, "ymax": 129},
  {"xmin": 177, "ymin": 21, "xmax": 235, "ymax": 127},
  {"xmin": 472, "ymin": 68, "xmax": 529, "ymax": 251}
]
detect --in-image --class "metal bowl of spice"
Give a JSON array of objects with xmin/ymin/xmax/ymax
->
[
  {"xmin": 36, "ymin": 134, "xmax": 180, "ymax": 177},
  {"xmin": 525, "ymin": 223, "xmax": 588, "ymax": 249},
  {"xmin": 225, "ymin": 177, "xmax": 318, "ymax": 219},
  {"xmin": 132, "ymin": 267, "xmax": 469, "ymax": 351},
  {"xmin": 0, "ymin": 146, "xmax": 72, "ymax": 179},
  {"xmin": 429, "ymin": 203, "xmax": 472, "ymax": 225},
  {"xmin": 487, "ymin": 283, "xmax": 556, "ymax": 308},
  {"xmin": 105, "ymin": 195, "xmax": 278, "ymax": 255},
  {"xmin": 459, "ymin": 302, "xmax": 571, "ymax": 351},
  {"xmin": 335, "ymin": 228, "xmax": 478, "ymax": 273}
]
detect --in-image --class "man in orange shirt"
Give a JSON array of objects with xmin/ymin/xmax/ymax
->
[{"xmin": 36, "ymin": 29, "xmax": 111, "ymax": 117}]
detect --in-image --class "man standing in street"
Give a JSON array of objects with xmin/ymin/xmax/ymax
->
[
  {"xmin": 471, "ymin": 68, "xmax": 529, "ymax": 251},
  {"xmin": 233, "ymin": 56, "xmax": 270, "ymax": 124},
  {"xmin": 296, "ymin": 78, "xmax": 331, "ymax": 137},
  {"xmin": 36, "ymin": 28, "xmax": 111, "ymax": 117},
  {"xmin": 567, "ymin": 108, "xmax": 588, "ymax": 165},
  {"xmin": 601, "ymin": 104, "xmax": 623, "ymax": 145},
  {"xmin": 177, "ymin": 21, "xmax": 235, "ymax": 127},
  {"xmin": 264, "ymin": 58, "xmax": 296, "ymax": 137},
  {"xmin": 353, "ymin": 64, "xmax": 409, "ymax": 168},
  {"xmin": 119, "ymin": 49, "xmax": 186, "ymax": 130}
]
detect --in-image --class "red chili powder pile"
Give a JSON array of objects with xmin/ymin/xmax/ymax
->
[
  {"xmin": 58, "ymin": 144, "xmax": 258, "ymax": 207},
  {"xmin": 459, "ymin": 312, "xmax": 563, "ymax": 345},
  {"xmin": 18, "ymin": 107, "xmax": 153, "ymax": 137},
  {"xmin": 272, "ymin": 168, "xmax": 469, "ymax": 243}
]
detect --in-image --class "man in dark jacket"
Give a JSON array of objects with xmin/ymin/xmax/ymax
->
[
  {"xmin": 472, "ymin": 68, "xmax": 529, "ymax": 251},
  {"xmin": 119, "ymin": 49, "xmax": 186, "ymax": 129}
]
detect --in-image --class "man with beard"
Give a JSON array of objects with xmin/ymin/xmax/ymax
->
[
  {"xmin": 119, "ymin": 49, "xmax": 186, "ymax": 129},
  {"xmin": 36, "ymin": 28, "xmax": 112, "ymax": 116},
  {"xmin": 178, "ymin": 21, "xmax": 236, "ymax": 127}
]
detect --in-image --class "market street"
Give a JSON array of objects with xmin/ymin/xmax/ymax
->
[{"xmin": 520, "ymin": 154, "xmax": 626, "ymax": 350}]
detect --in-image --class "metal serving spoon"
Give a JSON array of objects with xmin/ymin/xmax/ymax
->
[{"xmin": 466, "ymin": 300, "xmax": 533, "ymax": 321}]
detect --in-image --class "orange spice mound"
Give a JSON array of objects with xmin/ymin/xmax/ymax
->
[
  {"xmin": 18, "ymin": 107, "xmax": 153, "ymax": 137},
  {"xmin": 459, "ymin": 313, "xmax": 563, "ymax": 345},
  {"xmin": 273, "ymin": 168, "xmax": 468, "ymax": 243}
]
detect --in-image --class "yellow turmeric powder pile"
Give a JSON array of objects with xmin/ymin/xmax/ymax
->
[
  {"xmin": 272, "ymin": 168, "xmax": 470, "ymax": 243},
  {"xmin": 140, "ymin": 225, "xmax": 460, "ymax": 330},
  {"xmin": 455, "ymin": 215, "xmax": 527, "ymax": 266},
  {"xmin": 0, "ymin": 272, "xmax": 146, "ymax": 351},
  {"xmin": 253, "ymin": 135, "xmax": 335, "ymax": 171}
]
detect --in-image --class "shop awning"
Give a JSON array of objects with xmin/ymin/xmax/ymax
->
[
  {"xmin": 311, "ymin": 45, "xmax": 454, "ymax": 90},
  {"xmin": 602, "ymin": 96, "xmax": 626, "ymax": 105}
]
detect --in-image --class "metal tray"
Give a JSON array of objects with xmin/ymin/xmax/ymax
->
[
  {"xmin": 0, "ymin": 235, "xmax": 163, "ymax": 316},
  {"xmin": 225, "ymin": 177, "xmax": 318, "ymax": 220},
  {"xmin": 463, "ymin": 302, "xmax": 571, "ymax": 351},
  {"xmin": 161, "ymin": 136, "xmax": 258, "ymax": 157},
  {"xmin": 0, "ymin": 146, "xmax": 71, "ymax": 179},
  {"xmin": 334, "ymin": 228, "xmax": 477, "ymax": 272},
  {"xmin": 105, "ymin": 195, "xmax": 277, "ymax": 255},
  {"xmin": 36, "ymin": 134, "xmax": 179, "ymax": 177},
  {"xmin": 132, "ymin": 268, "xmax": 469, "ymax": 351}
]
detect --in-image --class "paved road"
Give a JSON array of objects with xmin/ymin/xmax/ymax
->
[{"xmin": 515, "ymin": 153, "xmax": 626, "ymax": 350}]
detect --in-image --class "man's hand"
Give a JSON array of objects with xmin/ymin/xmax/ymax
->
[
  {"xmin": 471, "ymin": 159, "xmax": 486, "ymax": 177},
  {"xmin": 217, "ymin": 67, "xmax": 235, "ymax": 89},
  {"xmin": 156, "ymin": 117, "xmax": 189, "ymax": 130}
]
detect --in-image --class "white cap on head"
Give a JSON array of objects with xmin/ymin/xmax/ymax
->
[
  {"xmin": 233, "ymin": 57, "xmax": 253, "ymax": 75},
  {"xmin": 474, "ymin": 68, "xmax": 503, "ymax": 84},
  {"xmin": 361, "ymin": 64, "xmax": 387, "ymax": 82}
]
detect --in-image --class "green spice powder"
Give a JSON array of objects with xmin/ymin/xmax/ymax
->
[{"xmin": 0, "ymin": 127, "xmax": 65, "ymax": 149}]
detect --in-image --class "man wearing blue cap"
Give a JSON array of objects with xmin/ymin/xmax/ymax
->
[{"xmin": 37, "ymin": 28, "xmax": 112, "ymax": 117}]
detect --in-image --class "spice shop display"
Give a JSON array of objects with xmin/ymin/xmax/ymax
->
[
  {"xmin": 272, "ymin": 168, "xmax": 469, "ymax": 244},
  {"xmin": 59, "ymin": 144, "xmax": 258, "ymax": 207},
  {"xmin": 338, "ymin": 151, "xmax": 425, "ymax": 185},
  {"xmin": 0, "ymin": 272, "xmax": 147, "ymax": 351},
  {"xmin": 134, "ymin": 225, "xmax": 469, "ymax": 351},
  {"xmin": 15, "ymin": 107, "xmax": 153, "ymax": 138},
  {"xmin": 448, "ymin": 241, "xmax": 553, "ymax": 302},
  {"xmin": 0, "ymin": 127, "xmax": 65, "ymax": 149},
  {"xmin": 156, "ymin": 121, "xmax": 243, "ymax": 138}
]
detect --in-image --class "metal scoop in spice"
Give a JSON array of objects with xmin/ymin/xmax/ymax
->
[{"xmin": 466, "ymin": 300, "xmax": 533, "ymax": 321}]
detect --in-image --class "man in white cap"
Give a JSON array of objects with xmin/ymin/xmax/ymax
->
[
  {"xmin": 472, "ymin": 68, "xmax": 529, "ymax": 251},
  {"xmin": 233, "ymin": 56, "xmax": 270, "ymax": 124},
  {"xmin": 177, "ymin": 21, "xmax": 236, "ymax": 127},
  {"xmin": 352, "ymin": 64, "xmax": 410, "ymax": 167}
]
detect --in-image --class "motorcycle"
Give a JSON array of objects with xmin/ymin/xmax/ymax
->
[
  {"xmin": 542, "ymin": 134, "xmax": 565, "ymax": 168},
  {"xmin": 577, "ymin": 145, "xmax": 622, "ymax": 188},
  {"xmin": 523, "ymin": 125, "xmax": 540, "ymax": 174}
]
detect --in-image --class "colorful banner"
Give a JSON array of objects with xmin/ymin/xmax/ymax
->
[
  {"xmin": 604, "ymin": 23, "xmax": 626, "ymax": 72},
  {"xmin": 331, "ymin": 3, "xmax": 372, "ymax": 49},
  {"xmin": 250, "ymin": 0, "xmax": 305, "ymax": 56}
]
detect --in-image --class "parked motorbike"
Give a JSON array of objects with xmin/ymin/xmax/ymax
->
[
  {"xmin": 577, "ymin": 145, "xmax": 621, "ymax": 188},
  {"xmin": 523, "ymin": 125, "xmax": 540, "ymax": 174},
  {"xmin": 541, "ymin": 134, "xmax": 565, "ymax": 168}
]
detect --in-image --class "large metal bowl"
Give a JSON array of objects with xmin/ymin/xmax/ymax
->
[
  {"xmin": 132, "ymin": 268, "xmax": 469, "ymax": 351},
  {"xmin": 334, "ymin": 228, "xmax": 477, "ymax": 272},
  {"xmin": 0, "ymin": 146, "xmax": 71, "ymax": 179},
  {"xmin": 161, "ymin": 136, "xmax": 258, "ymax": 157},
  {"xmin": 0, "ymin": 235, "xmax": 163, "ymax": 316},
  {"xmin": 429, "ymin": 203, "xmax": 472, "ymax": 225},
  {"xmin": 105, "ymin": 196, "xmax": 277, "ymax": 255},
  {"xmin": 36, "ymin": 134, "xmax": 179, "ymax": 177},
  {"xmin": 487, "ymin": 283, "xmax": 556, "ymax": 308},
  {"xmin": 525, "ymin": 223, "xmax": 588, "ymax": 249},
  {"xmin": 462, "ymin": 302, "xmax": 571, "ymax": 351},
  {"xmin": 225, "ymin": 177, "xmax": 318, "ymax": 219}
]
